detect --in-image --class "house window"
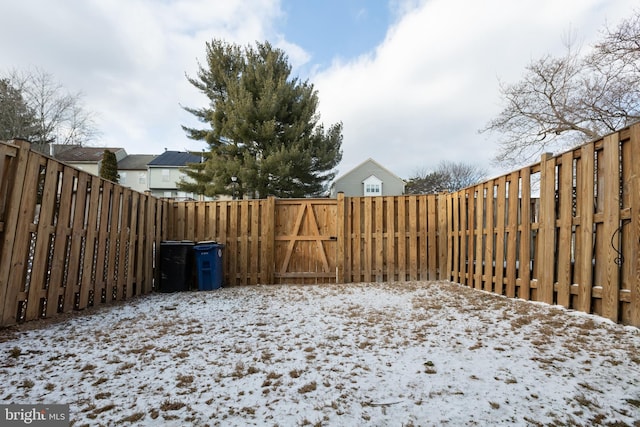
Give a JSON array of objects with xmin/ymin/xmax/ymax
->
[
  {"xmin": 119, "ymin": 172, "xmax": 127, "ymax": 184},
  {"xmin": 363, "ymin": 175, "xmax": 383, "ymax": 196},
  {"xmin": 138, "ymin": 173, "xmax": 146, "ymax": 184},
  {"xmin": 365, "ymin": 183, "xmax": 381, "ymax": 194},
  {"xmin": 162, "ymin": 169, "xmax": 170, "ymax": 182},
  {"xmin": 163, "ymin": 191, "xmax": 172, "ymax": 198}
]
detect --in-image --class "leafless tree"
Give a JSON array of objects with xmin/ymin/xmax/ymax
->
[
  {"xmin": 406, "ymin": 161, "xmax": 486, "ymax": 194},
  {"xmin": 2, "ymin": 67, "xmax": 98, "ymax": 147},
  {"xmin": 482, "ymin": 12, "xmax": 640, "ymax": 167}
]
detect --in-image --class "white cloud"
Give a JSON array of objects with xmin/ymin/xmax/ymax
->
[
  {"xmin": 0, "ymin": 0, "xmax": 637, "ymax": 181},
  {"xmin": 313, "ymin": 0, "xmax": 636, "ymax": 178}
]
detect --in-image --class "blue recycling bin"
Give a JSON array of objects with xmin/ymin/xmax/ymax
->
[{"xmin": 193, "ymin": 241, "xmax": 224, "ymax": 290}]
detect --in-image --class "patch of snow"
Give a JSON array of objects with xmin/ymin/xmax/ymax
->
[{"xmin": 0, "ymin": 281, "xmax": 638, "ymax": 426}]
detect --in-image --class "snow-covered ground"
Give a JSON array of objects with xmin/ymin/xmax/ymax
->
[{"xmin": 0, "ymin": 281, "xmax": 638, "ymax": 426}]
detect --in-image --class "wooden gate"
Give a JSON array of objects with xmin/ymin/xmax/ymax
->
[{"xmin": 273, "ymin": 199, "xmax": 338, "ymax": 284}]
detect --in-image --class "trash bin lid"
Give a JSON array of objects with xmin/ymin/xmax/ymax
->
[{"xmin": 194, "ymin": 242, "xmax": 224, "ymax": 250}]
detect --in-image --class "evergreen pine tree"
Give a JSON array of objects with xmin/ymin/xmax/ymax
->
[
  {"xmin": 180, "ymin": 40, "xmax": 342, "ymax": 198},
  {"xmin": 99, "ymin": 149, "xmax": 119, "ymax": 183}
]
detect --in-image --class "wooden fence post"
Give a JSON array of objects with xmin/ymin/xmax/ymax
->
[
  {"xmin": 576, "ymin": 144, "xmax": 595, "ymax": 313},
  {"xmin": 264, "ymin": 196, "xmax": 276, "ymax": 284},
  {"xmin": 438, "ymin": 193, "xmax": 449, "ymax": 280},
  {"xmin": 538, "ymin": 153, "xmax": 556, "ymax": 304},
  {"xmin": 602, "ymin": 133, "xmax": 621, "ymax": 322},
  {"xmin": 0, "ymin": 140, "xmax": 30, "ymax": 325},
  {"xmin": 336, "ymin": 192, "xmax": 346, "ymax": 283},
  {"xmin": 629, "ymin": 124, "xmax": 640, "ymax": 327}
]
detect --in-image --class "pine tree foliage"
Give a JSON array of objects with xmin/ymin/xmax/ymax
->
[
  {"xmin": 99, "ymin": 149, "xmax": 119, "ymax": 183},
  {"xmin": 180, "ymin": 40, "xmax": 343, "ymax": 198}
]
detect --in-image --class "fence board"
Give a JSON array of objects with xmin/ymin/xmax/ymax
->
[
  {"xmin": 484, "ymin": 183, "xmax": 494, "ymax": 292},
  {"xmin": 506, "ymin": 172, "xmax": 519, "ymax": 298},
  {"xmin": 474, "ymin": 186, "xmax": 484, "ymax": 290},
  {"xmin": 576, "ymin": 143, "xmax": 595, "ymax": 313},
  {"xmin": 3, "ymin": 150, "xmax": 42, "ymax": 324},
  {"xmin": 556, "ymin": 152, "xmax": 574, "ymax": 308},
  {"xmin": 602, "ymin": 134, "xmax": 621, "ymax": 321},
  {"xmin": 376, "ymin": 197, "xmax": 384, "ymax": 282},
  {"xmin": 495, "ymin": 176, "xmax": 506, "ymax": 295},
  {"xmin": 386, "ymin": 197, "xmax": 396, "ymax": 282},
  {"xmin": 629, "ymin": 126, "xmax": 640, "ymax": 327},
  {"xmin": 538, "ymin": 153, "xmax": 556, "ymax": 304}
]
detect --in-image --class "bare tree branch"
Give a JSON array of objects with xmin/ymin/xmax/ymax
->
[{"xmin": 482, "ymin": 12, "xmax": 640, "ymax": 167}]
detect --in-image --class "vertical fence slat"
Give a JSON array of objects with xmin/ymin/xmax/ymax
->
[
  {"xmin": 375, "ymin": 197, "xmax": 384, "ymax": 282},
  {"xmin": 506, "ymin": 172, "xmax": 519, "ymax": 298},
  {"xmin": 78, "ymin": 178, "xmax": 101, "ymax": 308},
  {"xmin": 577, "ymin": 143, "xmax": 595, "ymax": 313},
  {"xmin": 519, "ymin": 168, "xmax": 532, "ymax": 300},
  {"xmin": 426, "ymin": 195, "xmax": 435, "ymax": 280},
  {"xmin": 484, "ymin": 183, "xmax": 494, "ymax": 292},
  {"xmin": 437, "ymin": 194, "xmax": 447, "ymax": 280},
  {"xmin": 25, "ymin": 157, "xmax": 59, "ymax": 321},
  {"xmin": 474, "ymin": 186, "xmax": 484, "ymax": 290},
  {"xmin": 385, "ymin": 196, "xmax": 396, "ymax": 282},
  {"xmin": 557, "ymin": 152, "xmax": 574, "ymax": 308},
  {"xmin": 363, "ymin": 197, "xmax": 372, "ymax": 283},
  {"xmin": 408, "ymin": 196, "xmax": 418, "ymax": 281},
  {"xmin": 629, "ymin": 126, "xmax": 640, "ymax": 327},
  {"xmin": 449, "ymin": 192, "xmax": 458, "ymax": 282},
  {"xmin": 538, "ymin": 153, "xmax": 556, "ymax": 304},
  {"xmin": 602, "ymin": 134, "xmax": 621, "ymax": 321},
  {"xmin": 495, "ymin": 176, "xmax": 506, "ymax": 295},
  {"xmin": 460, "ymin": 190, "xmax": 473, "ymax": 286},
  {"xmin": 46, "ymin": 166, "xmax": 75, "ymax": 317}
]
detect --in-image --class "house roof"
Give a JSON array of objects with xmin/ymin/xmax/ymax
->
[
  {"xmin": 334, "ymin": 158, "xmax": 405, "ymax": 183},
  {"xmin": 118, "ymin": 154, "xmax": 157, "ymax": 170},
  {"xmin": 54, "ymin": 146, "xmax": 125, "ymax": 162},
  {"xmin": 147, "ymin": 151, "xmax": 202, "ymax": 167}
]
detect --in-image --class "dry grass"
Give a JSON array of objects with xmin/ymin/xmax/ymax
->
[{"xmin": 0, "ymin": 281, "xmax": 637, "ymax": 426}]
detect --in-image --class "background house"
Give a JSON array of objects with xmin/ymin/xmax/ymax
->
[
  {"xmin": 147, "ymin": 150, "xmax": 202, "ymax": 200},
  {"xmin": 117, "ymin": 154, "xmax": 157, "ymax": 193},
  {"xmin": 50, "ymin": 145, "xmax": 127, "ymax": 176},
  {"xmin": 330, "ymin": 158, "xmax": 405, "ymax": 197}
]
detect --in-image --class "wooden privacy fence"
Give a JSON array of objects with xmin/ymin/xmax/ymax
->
[
  {"xmin": 3, "ymin": 123, "xmax": 640, "ymax": 328},
  {"xmin": 168, "ymin": 123, "xmax": 640, "ymax": 327},
  {"xmin": 0, "ymin": 140, "xmax": 166, "ymax": 327},
  {"xmin": 446, "ymin": 124, "xmax": 640, "ymax": 326},
  {"xmin": 166, "ymin": 194, "xmax": 447, "ymax": 286}
]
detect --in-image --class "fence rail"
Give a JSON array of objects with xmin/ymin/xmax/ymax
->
[
  {"xmin": 3, "ymin": 122, "xmax": 640, "ymax": 327},
  {"xmin": 0, "ymin": 140, "xmax": 166, "ymax": 327}
]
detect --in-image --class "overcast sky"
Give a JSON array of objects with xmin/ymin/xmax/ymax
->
[{"xmin": 0, "ymin": 0, "xmax": 636, "ymax": 179}]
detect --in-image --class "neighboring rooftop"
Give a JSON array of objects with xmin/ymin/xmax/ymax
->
[
  {"xmin": 147, "ymin": 151, "xmax": 202, "ymax": 166},
  {"xmin": 53, "ymin": 146, "xmax": 125, "ymax": 162},
  {"xmin": 118, "ymin": 154, "xmax": 157, "ymax": 170}
]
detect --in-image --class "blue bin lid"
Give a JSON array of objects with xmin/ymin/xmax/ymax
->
[{"xmin": 194, "ymin": 241, "xmax": 224, "ymax": 250}]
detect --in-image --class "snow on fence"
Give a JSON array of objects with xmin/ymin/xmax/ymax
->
[
  {"xmin": 2, "ymin": 123, "xmax": 640, "ymax": 327},
  {"xmin": 0, "ymin": 140, "xmax": 167, "ymax": 327}
]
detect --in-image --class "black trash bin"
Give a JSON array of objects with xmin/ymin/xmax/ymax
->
[
  {"xmin": 159, "ymin": 241, "xmax": 194, "ymax": 292},
  {"xmin": 193, "ymin": 241, "xmax": 224, "ymax": 290}
]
